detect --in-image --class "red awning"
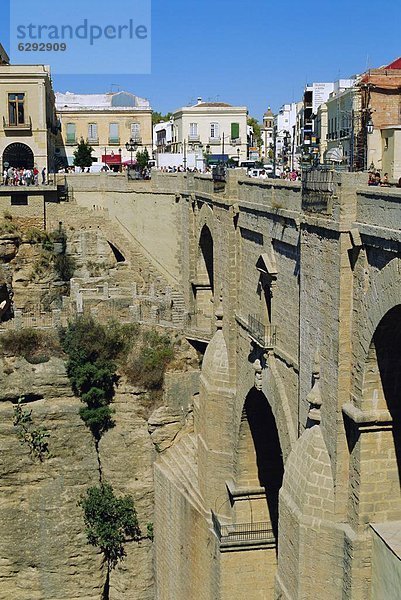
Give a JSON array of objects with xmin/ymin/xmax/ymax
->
[{"xmin": 102, "ymin": 154, "xmax": 121, "ymax": 165}]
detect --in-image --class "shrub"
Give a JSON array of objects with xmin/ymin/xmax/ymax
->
[
  {"xmin": 60, "ymin": 317, "xmax": 137, "ymax": 440},
  {"xmin": 78, "ymin": 482, "xmax": 141, "ymax": 569},
  {"xmin": 24, "ymin": 227, "xmax": 48, "ymax": 244},
  {"xmin": 123, "ymin": 329, "xmax": 174, "ymax": 389},
  {"xmin": 0, "ymin": 219, "xmax": 20, "ymax": 236},
  {"xmin": 13, "ymin": 399, "xmax": 50, "ymax": 461},
  {"xmin": 54, "ymin": 254, "xmax": 76, "ymax": 281},
  {"xmin": 79, "ymin": 405, "xmax": 115, "ymax": 439},
  {"xmin": 0, "ymin": 328, "xmax": 62, "ymax": 363},
  {"xmin": 61, "ymin": 317, "xmax": 138, "ymax": 365}
]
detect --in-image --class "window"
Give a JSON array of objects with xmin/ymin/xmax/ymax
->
[
  {"xmin": 109, "ymin": 123, "xmax": 119, "ymax": 144},
  {"xmin": 231, "ymin": 122, "xmax": 240, "ymax": 140},
  {"xmin": 210, "ymin": 122, "xmax": 220, "ymax": 139},
  {"xmin": 384, "ymin": 137, "xmax": 389, "ymax": 151},
  {"xmin": 189, "ymin": 123, "xmax": 198, "ymax": 137},
  {"xmin": 66, "ymin": 122, "xmax": 76, "ymax": 144},
  {"xmin": 88, "ymin": 123, "xmax": 98, "ymax": 142},
  {"xmin": 130, "ymin": 122, "xmax": 141, "ymax": 141},
  {"xmin": 8, "ymin": 93, "xmax": 25, "ymax": 125}
]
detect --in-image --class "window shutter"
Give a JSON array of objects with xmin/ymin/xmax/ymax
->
[
  {"xmin": 231, "ymin": 122, "xmax": 240, "ymax": 140},
  {"xmin": 109, "ymin": 123, "xmax": 119, "ymax": 143}
]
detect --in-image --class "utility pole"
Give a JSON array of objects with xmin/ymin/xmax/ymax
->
[{"xmin": 273, "ymin": 125, "xmax": 277, "ymax": 176}]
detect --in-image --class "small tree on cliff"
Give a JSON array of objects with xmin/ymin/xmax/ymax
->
[
  {"xmin": 73, "ymin": 138, "xmax": 94, "ymax": 171},
  {"xmin": 79, "ymin": 481, "xmax": 141, "ymax": 598}
]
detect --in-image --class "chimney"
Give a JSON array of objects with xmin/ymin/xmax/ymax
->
[{"xmin": 197, "ymin": 97, "xmax": 202, "ymax": 104}]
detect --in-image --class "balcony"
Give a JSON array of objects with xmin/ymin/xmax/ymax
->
[
  {"xmin": 212, "ymin": 511, "xmax": 275, "ymax": 551},
  {"xmin": 248, "ymin": 314, "xmax": 276, "ymax": 348},
  {"xmin": 88, "ymin": 138, "xmax": 99, "ymax": 145},
  {"xmin": 188, "ymin": 133, "xmax": 200, "ymax": 142},
  {"xmin": 209, "ymin": 136, "xmax": 221, "ymax": 144},
  {"xmin": 66, "ymin": 137, "xmax": 77, "ymax": 145},
  {"xmin": 108, "ymin": 137, "xmax": 120, "ymax": 145},
  {"xmin": 235, "ymin": 313, "xmax": 276, "ymax": 349},
  {"xmin": 230, "ymin": 137, "xmax": 242, "ymax": 145},
  {"xmin": 3, "ymin": 116, "xmax": 32, "ymax": 132},
  {"xmin": 130, "ymin": 136, "xmax": 142, "ymax": 145}
]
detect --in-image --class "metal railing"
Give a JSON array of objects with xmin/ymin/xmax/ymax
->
[
  {"xmin": 212, "ymin": 512, "xmax": 275, "ymax": 545},
  {"xmin": 248, "ymin": 314, "xmax": 276, "ymax": 348},
  {"xmin": 188, "ymin": 134, "xmax": 200, "ymax": 142}
]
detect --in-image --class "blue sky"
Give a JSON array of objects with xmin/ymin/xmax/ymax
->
[{"xmin": 1, "ymin": 0, "xmax": 400, "ymax": 120}]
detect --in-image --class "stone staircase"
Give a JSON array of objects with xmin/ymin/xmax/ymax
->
[
  {"xmin": 48, "ymin": 202, "xmax": 186, "ymax": 325},
  {"xmin": 157, "ymin": 433, "xmax": 205, "ymax": 515}
]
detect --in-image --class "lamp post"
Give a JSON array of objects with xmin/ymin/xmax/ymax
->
[
  {"xmin": 118, "ymin": 148, "xmax": 122, "ymax": 172},
  {"xmin": 237, "ymin": 147, "xmax": 240, "ymax": 166},
  {"xmin": 205, "ymin": 143, "xmax": 210, "ymax": 169},
  {"xmin": 125, "ymin": 138, "xmax": 138, "ymax": 167},
  {"xmin": 365, "ymin": 117, "xmax": 374, "ymax": 171}
]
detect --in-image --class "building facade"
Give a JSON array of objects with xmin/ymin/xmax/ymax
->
[
  {"xmin": 301, "ymin": 82, "xmax": 334, "ymax": 163},
  {"xmin": 165, "ymin": 98, "xmax": 248, "ymax": 164},
  {"xmin": 260, "ymin": 107, "xmax": 274, "ymax": 163},
  {"xmin": 55, "ymin": 91, "xmax": 152, "ymax": 168},
  {"xmin": 0, "ymin": 50, "xmax": 58, "ymax": 174},
  {"xmin": 362, "ymin": 57, "xmax": 401, "ymax": 177},
  {"xmin": 315, "ymin": 79, "xmax": 357, "ymax": 166}
]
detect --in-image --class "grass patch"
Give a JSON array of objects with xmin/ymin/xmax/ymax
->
[
  {"xmin": 0, "ymin": 328, "xmax": 63, "ymax": 363},
  {"xmin": 122, "ymin": 329, "xmax": 174, "ymax": 390}
]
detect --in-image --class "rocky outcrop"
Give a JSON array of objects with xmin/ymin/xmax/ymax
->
[{"xmin": 0, "ymin": 357, "xmax": 156, "ymax": 600}]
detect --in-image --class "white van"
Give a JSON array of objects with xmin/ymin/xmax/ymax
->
[{"xmin": 88, "ymin": 163, "xmax": 111, "ymax": 173}]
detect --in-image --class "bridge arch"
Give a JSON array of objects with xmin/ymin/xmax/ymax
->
[
  {"xmin": 353, "ymin": 256, "xmax": 401, "ymax": 404},
  {"xmin": 352, "ymin": 305, "xmax": 401, "ymax": 522}
]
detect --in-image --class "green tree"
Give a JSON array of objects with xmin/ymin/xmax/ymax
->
[
  {"xmin": 152, "ymin": 111, "xmax": 173, "ymax": 125},
  {"xmin": 73, "ymin": 138, "xmax": 94, "ymax": 170},
  {"xmin": 136, "ymin": 148, "xmax": 150, "ymax": 171},
  {"xmin": 247, "ymin": 116, "xmax": 263, "ymax": 149},
  {"xmin": 78, "ymin": 482, "xmax": 141, "ymax": 569}
]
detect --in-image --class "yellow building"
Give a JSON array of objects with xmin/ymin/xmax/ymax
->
[
  {"xmin": 55, "ymin": 91, "xmax": 152, "ymax": 169},
  {"xmin": 0, "ymin": 47, "xmax": 58, "ymax": 173}
]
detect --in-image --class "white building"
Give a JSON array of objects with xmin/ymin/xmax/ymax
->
[
  {"xmin": 260, "ymin": 107, "xmax": 274, "ymax": 163},
  {"xmin": 301, "ymin": 82, "xmax": 334, "ymax": 162},
  {"xmin": 275, "ymin": 103, "xmax": 299, "ymax": 170},
  {"xmin": 315, "ymin": 79, "xmax": 356, "ymax": 166},
  {"xmin": 160, "ymin": 98, "xmax": 248, "ymax": 164},
  {"xmin": 55, "ymin": 91, "xmax": 152, "ymax": 168}
]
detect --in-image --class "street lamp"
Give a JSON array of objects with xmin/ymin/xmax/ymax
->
[
  {"xmin": 237, "ymin": 147, "xmax": 240, "ymax": 165},
  {"xmin": 366, "ymin": 119, "xmax": 374, "ymax": 135},
  {"xmin": 125, "ymin": 138, "xmax": 138, "ymax": 166},
  {"xmin": 118, "ymin": 148, "xmax": 122, "ymax": 172}
]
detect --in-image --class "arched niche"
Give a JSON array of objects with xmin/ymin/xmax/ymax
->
[
  {"xmin": 256, "ymin": 251, "xmax": 277, "ymax": 327},
  {"xmin": 3, "ymin": 142, "xmax": 34, "ymax": 169},
  {"xmin": 235, "ymin": 388, "xmax": 284, "ymax": 540},
  {"xmin": 192, "ymin": 224, "xmax": 214, "ymax": 331}
]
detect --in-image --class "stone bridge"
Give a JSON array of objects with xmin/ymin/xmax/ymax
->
[{"xmin": 25, "ymin": 170, "xmax": 401, "ymax": 599}]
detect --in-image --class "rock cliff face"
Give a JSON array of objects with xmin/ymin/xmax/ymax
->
[{"xmin": 0, "ymin": 356, "xmax": 155, "ymax": 600}]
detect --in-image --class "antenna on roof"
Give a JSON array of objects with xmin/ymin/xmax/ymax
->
[{"xmin": 110, "ymin": 83, "xmax": 121, "ymax": 93}]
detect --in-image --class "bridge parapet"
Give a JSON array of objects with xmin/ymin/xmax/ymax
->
[{"xmin": 356, "ymin": 186, "xmax": 401, "ymax": 232}]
